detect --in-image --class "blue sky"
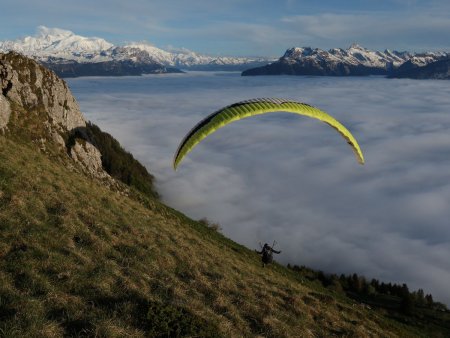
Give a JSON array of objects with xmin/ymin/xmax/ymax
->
[{"xmin": 1, "ymin": 0, "xmax": 449, "ymax": 56}]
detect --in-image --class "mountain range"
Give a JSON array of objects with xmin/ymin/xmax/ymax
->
[
  {"xmin": 1, "ymin": 27, "xmax": 448, "ymax": 79},
  {"xmin": 0, "ymin": 27, "xmax": 271, "ymax": 76},
  {"xmin": 242, "ymin": 45, "xmax": 449, "ymax": 78}
]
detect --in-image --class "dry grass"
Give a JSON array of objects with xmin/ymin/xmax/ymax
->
[{"xmin": 0, "ymin": 136, "xmax": 427, "ymax": 337}]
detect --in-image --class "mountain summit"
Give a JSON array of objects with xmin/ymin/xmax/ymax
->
[
  {"xmin": 0, "ymin": 26, "xmax": 113, "ymax": 61},
  {"xmin": 242, "ymin": 45, "xmax": 448, "ymax": 77},
  {"xmin": 0, "ymin": 27, "xmax": 271, "ymax": 76}
]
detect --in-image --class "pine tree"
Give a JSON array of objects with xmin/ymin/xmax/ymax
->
[
  {"xmin": 399, "ymin": 284, "xmax": 414, "ymax": 315},
  {"xmin": 400, "ymin": 293, "xmax": 414, "ymax": 315},
  {"xmin": 416, "ymin": 289, "xmax": 425, "ymax": 306},
  {"xmin": 425, "ymin": 294, "xmax": 434, "ymax": 307}
]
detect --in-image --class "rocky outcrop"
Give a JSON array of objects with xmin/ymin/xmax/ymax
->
[
  {"xmin": 0, "ymin": 51, "xmax": 109, "ymax": 179},
  {"xmin": 1, "ymin": 52, "xmax": 85, "ymax": 128},
  {"xmin": 0, "ymin": 95, "xmax": 10, "ymax": 131},
  {"xmin": 1, "ymin": 51, "xmax": 158, "ymax": 198},
  {"xmin": 70, "ymin": 139, "xmax": 109, "ymax": 178}
]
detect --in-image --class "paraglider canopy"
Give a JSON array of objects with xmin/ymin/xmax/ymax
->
[{"xmin": 173, "ymin": 98, "xmax": 364, "ymax": 170}]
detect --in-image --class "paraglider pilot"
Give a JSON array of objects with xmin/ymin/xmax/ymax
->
[{"xmin": 256, "ymin": 243, "xmax": 281, "ymax": 267}]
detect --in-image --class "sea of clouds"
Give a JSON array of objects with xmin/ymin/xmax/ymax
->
[{"xmin": 68, "ymin": 72, "xmax": 450, "ymax": 305}]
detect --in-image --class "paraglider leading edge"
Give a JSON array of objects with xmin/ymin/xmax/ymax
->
[{"xmin": 173, "ymin": 98, "xmax": 365, "ymax": 170}]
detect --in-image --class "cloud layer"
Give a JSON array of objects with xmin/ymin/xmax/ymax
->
[{"xmin": 68, "ymin": 73, "xmax": 450, "ymax": 305}]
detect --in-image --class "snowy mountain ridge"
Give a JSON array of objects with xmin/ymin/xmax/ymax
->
[
  {"xmin": 0, "ymin": 26, "xmax": 270, "ymax": 68},
  {"xmin": 2, "ymin": 26, "xmax": 447, "ymax": 77},
  {"xmin": 0, "ymin": 26, "xmax": 114, "ymax": 61},
  {"xmin": 243, "ymin": 43, "xmax": 449, "ymax": 77},
  {"xmin": 281, "ymin": 44, "xmax": 447, "ymax": 69}
]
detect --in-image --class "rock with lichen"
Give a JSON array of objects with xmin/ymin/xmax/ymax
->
[
  {"xmin": 0, "ymin": 94, "xmax": 11, "ymax": 132},
  {"xmin": 0, "ymin": 51, "xmax": 105, "ymax": 178}
]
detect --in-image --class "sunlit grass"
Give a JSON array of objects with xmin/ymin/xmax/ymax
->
[{"xmin": 0, "ymin": 136, "xmax": 441, "ymax": 337}]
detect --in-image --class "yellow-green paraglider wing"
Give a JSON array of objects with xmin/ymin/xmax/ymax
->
[{"xmin": 173, "ymin": 98, "xmax": 364, "ymax": 170}]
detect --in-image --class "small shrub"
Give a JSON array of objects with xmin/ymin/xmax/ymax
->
[
  {"xmin": 198, "ymin": 217, "xmax": 222, "ymax": 232},
  {"xmin": 66, "ymin": 122, "xmax": 158, "ymax": 199}
]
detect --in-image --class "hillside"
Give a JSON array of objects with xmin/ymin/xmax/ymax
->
[{"xmin": 1, "ymin": 52, "xmax": 449, "ymax": 337}]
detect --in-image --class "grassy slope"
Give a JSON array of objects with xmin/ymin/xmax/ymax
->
[{"xmin": 0, "ymin": 136, "xmax": 437, "ymax": 337}]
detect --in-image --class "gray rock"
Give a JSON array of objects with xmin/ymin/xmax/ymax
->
[
  {"xmin": 0, "ymin": 95, "xmax": 11, "ymax": 131},
  {"xmin": 0, "ymin": 52, "xmax": 86, "ymax": 132},
  {"xmin": 0, "ymin": 51, "xmax": 111, "ymax": 180},
  {"xmin": 70, "ymin": 139, "xmax": 110, "ymax": 179}
]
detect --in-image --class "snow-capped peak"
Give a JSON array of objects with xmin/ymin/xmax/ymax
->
[
  {"xmin": 36, "ymin": 26, "xmax": 74, "ymax": 40},
  {"xmin": 123, "ymin": 42, "xmax": 269, "ymax": 67},
  {"xmin": 123, "ymin": 42, "xmax": 175, "ymax": 64},
  {"xmin": 283, "ymin": 47, "xmax": 315, "ymax": 59},
  {"xmin": 0, "ymin": 27, "xmax": 272, "ymax": 68},
  {"xmin": 0, "ymin": 26, "xmax": 114, "ymax": 62},
  {"xmin": 348, "ymin": 43, "xmax": 365, "ymax": 50},
  {"xmin": 281, "ymin": 44, "xmax": 413, "ymax": 68}
]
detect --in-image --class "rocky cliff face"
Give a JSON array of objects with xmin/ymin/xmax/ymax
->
[
  {"xmin": 0, "ymin": 51, "xmax": 109, "ymax": 179},
  {"xmin": 0, "ymin": 95, "xmax": 10, "ymax": 132},
  {"xmin": 389, "ymin": 58, "xmax": 450, "ymax": 79}
]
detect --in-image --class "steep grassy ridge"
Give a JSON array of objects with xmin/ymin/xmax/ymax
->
[{"xmin": 0, "ymin": 136, "xmax": 434, "ymax": 337}]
